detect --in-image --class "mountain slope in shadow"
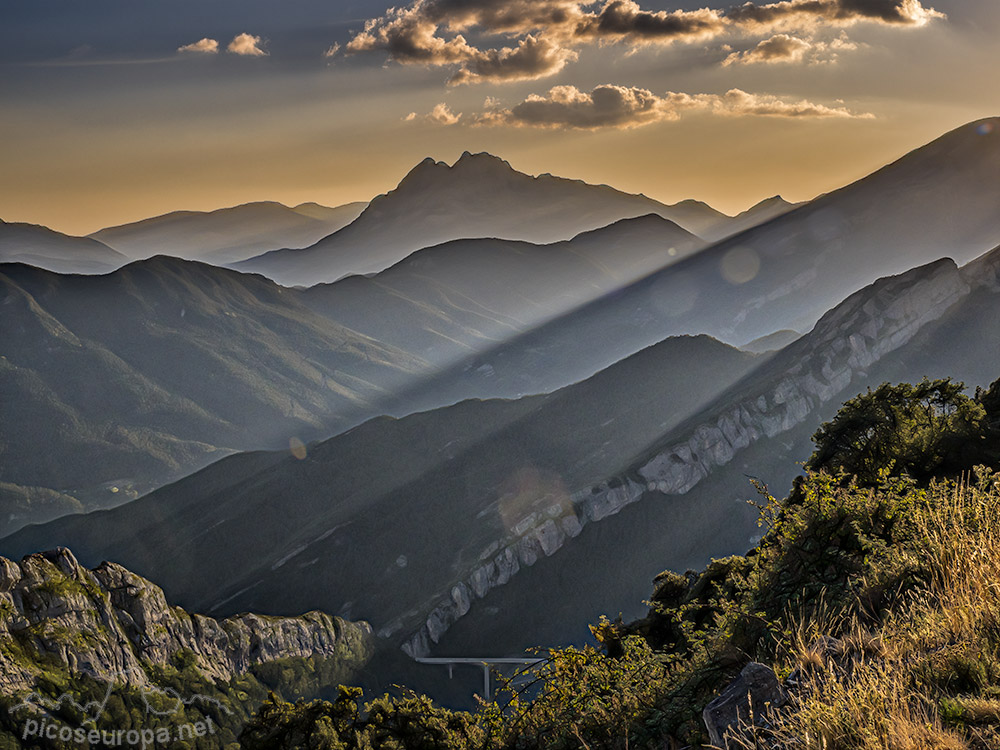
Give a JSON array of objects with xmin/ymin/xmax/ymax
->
[
  {"xmin": 0, "ymin": 335, "xmax": 764, "ymax": 641},
  {"xmin": 0, "ymin": 257, "xmax": 424, "ymax": 530}
]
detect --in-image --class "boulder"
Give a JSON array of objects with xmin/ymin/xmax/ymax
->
[{"xmin": 703, "ymin": 662, "xmax": 788, "ymax": 749}]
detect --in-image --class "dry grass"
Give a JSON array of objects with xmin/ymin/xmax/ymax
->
[{"xmin": 734, "ymin": 471, "xmax": 1000, "ymax": 750}]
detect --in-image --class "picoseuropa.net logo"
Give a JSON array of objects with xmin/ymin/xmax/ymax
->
[{"xmin": 9, "ymin": 669, "xmax": 233, "ymax": 748}]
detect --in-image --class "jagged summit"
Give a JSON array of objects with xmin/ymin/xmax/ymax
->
[
  {"xmin": 403, "ymin": 155, "xmax": 446, "ymax": 175},
  {"xmin": 455, "ymin": 150, "xmax": 512, "ymax": 169},
  {"xmin": 234, "ymin": 153, "xmax": 730, "ymax": 285},
  {"xmin": 398, "ymin": 151, "xmax": 516, "ymax": 187}
]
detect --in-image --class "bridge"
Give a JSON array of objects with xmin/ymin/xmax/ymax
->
[{"xmin": 413, "ymin": 657, "xmax": 545, "ymax": 701}]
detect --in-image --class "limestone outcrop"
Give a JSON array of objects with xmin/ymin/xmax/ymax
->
[{"xmin": 0, "ymin": 548, "xmax": 373, "ymax": 693}]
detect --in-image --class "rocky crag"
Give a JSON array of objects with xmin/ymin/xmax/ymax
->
[
  {"xmin": 402, "ymin": 253, "xmax": 988, "ymax": 657},
  {"xmin": 0, "ymin": 548, "xmax": 373, "ymax": 694}
]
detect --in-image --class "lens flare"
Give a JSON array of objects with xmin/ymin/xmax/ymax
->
[
  {"xmin": 720, "ymin": 246, "xmax": 761, "ymax": 285},
  {"xmin": 289, "ymin": 437, "xmax": 307, "ymax": 460}
]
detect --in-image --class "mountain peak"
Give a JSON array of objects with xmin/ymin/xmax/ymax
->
[
  {"xmin": 573, "ymin": 213, "xmax": 686, "ymax": 238},
  {"xmin": 742, "ymin": 195, "xmax": 792, "ymax": 213},
  {"xmin": 390, "ymin": 152, "xmax": 518, "ymax": 195},
  {"xmin": 395, "ymin": 157, "xmax": 447, "ymax": 188},
  {"xmin": 452, "ymin": 151, "xmax": 516, "ymax": 176},
  {"xmin": 454, "ymin": 150, "xmax": 508, "ymax": 165}
]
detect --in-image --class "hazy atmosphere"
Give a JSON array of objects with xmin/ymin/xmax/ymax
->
[
  {"xmin": 3, "ymin": 2, "xmax": 1000, "ymax": 747},
  {"xmin": 3, "ymin": 0, "xmax": 998, "ymax": 233}
]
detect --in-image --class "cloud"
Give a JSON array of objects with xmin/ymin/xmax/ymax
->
[
  {"xmin": 429, "ymin": 102, "xmax": 462, "ymax": 124},
  {"xmin": 479, "ymin": 84, "xmax": 677, "ymax": 129},
  {"xmin": 405, "ymin": 102, "xmax": 463, "ymax": 125},
  {"xmin": 426, "ymin": 0, "xmax": 588, "ymax": 36},
  {"xmin": 723, "ymin": 33, "xmax": 812, "ymax": 65},
  {"xmin": 723, "ymin": 29, "xmax": 865, "ymax": 65},
  {"xmin": 574, "ymin": 2, "xmax": 727, "ymax": 43},
  {"xmin": 346, "ymin": 7, "xmax": 479, "ymax": 64},
  {"xmin": 727, "ymin": 0, "xmax": 946, "ymax": 31},
  {"xmin": 446, "ymin": 35, "xmax": 578, "ymax": 85},
  {"xmin": 323, "ymin": 43, "xmax": 341, "ymax": 58},
  {"xmin": 178, "ymin": 38, "xmax": 219, "ymax": 54},
  {"xmin": 344, "ymin": 0, "xmax": 945, "ymax": 83},
  {"xmin": 711, "ymin": 88, "xmax": 875, "ymax": 117},
  {"xmin": 809, "ymin": 30, "xmax": 863, "ymax": 62},
  {"xmin": 478, "ymin": 83, "xmax": 873, "ymax": 129},
  {"xmin": 227, "ymin": 33, "xmax": 267, "ymax": 57},
  {"xmin": 347, "ymin": 6, "xmax": 577, "ymax": 85}
]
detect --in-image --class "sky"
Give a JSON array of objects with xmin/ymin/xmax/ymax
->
[{"xmin": 2, "ymin": 0, "xmax": 998, "ymax": 236}]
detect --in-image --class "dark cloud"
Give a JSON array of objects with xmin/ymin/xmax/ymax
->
[
  {"xmin": 575, "ymin": 1, "xmax": 726, "ymax": 42},
  {"xmin": 345, "ymin": 4, "xmax": 575, "ymax": 83},
  {"xmin": 727, "ymin": 0, "xmax": 945, "ymax": 29},
  {"xmin": 345, "ymin": 0, "xmax": 944, "ymax": 84},
  {"xmin": 418, "ymin": 0, "xmax": 587, "ymax": 35},
  {"xmin": 837, "ymin": 0, "xmax": 943, "ymax": 23}
]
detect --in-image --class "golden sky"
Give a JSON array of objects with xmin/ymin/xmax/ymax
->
[{"xmin": 2, "ymin": 0, "xmax": 997, "ymax": 235}]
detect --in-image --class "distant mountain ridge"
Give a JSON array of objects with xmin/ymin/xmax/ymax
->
[
  {"xmin": 0, "ymin": 219, "xmax": 127, "ymax": 275},
  {"xmin": 91, "ymin": 200, "xmax": 368, "ymax": 264},
  {"xmin": 234, "ymin": 152, "xmax": 740, "ymax": 286},
  {"xmin": 725, "ymin": 195, "xmax": 799, "ymax": 236},
  {"xmin": 301, "ymin": 213, "xmax": 703, "ymax": 363},
  {"xmin": 5, "ymin": 158, "xmax": 793, "ymax": 286},
  {"xmin": 0, "ymin": 214, "xmax": 701, "ymax": 533},
  {"xmin": 0, "ymin": 257, "xmax": 425, "ymax": 530}
]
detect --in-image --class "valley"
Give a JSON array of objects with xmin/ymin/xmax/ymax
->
[{"xmin": 2, "ymin": 116, "xmax": 999, "ymax": 745}]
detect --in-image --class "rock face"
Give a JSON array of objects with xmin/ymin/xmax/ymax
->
[
  {"xmin": 703, "ymin": 662, "xmax": 788, "ymax": 749},
  {"xmin": 963, "ymin": 243, "xmax": 1000, "ymax": 291},
  {"xmin": 631, "ymin": 258, "xmax": 968, "ymax": 495},
  {"xmin": 0, "ymin": 548, "xmax": 373, "ymax": 694},
  {"xmin": 402, "ymin": 258, "xmax": 973, "ymax": 656}
]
